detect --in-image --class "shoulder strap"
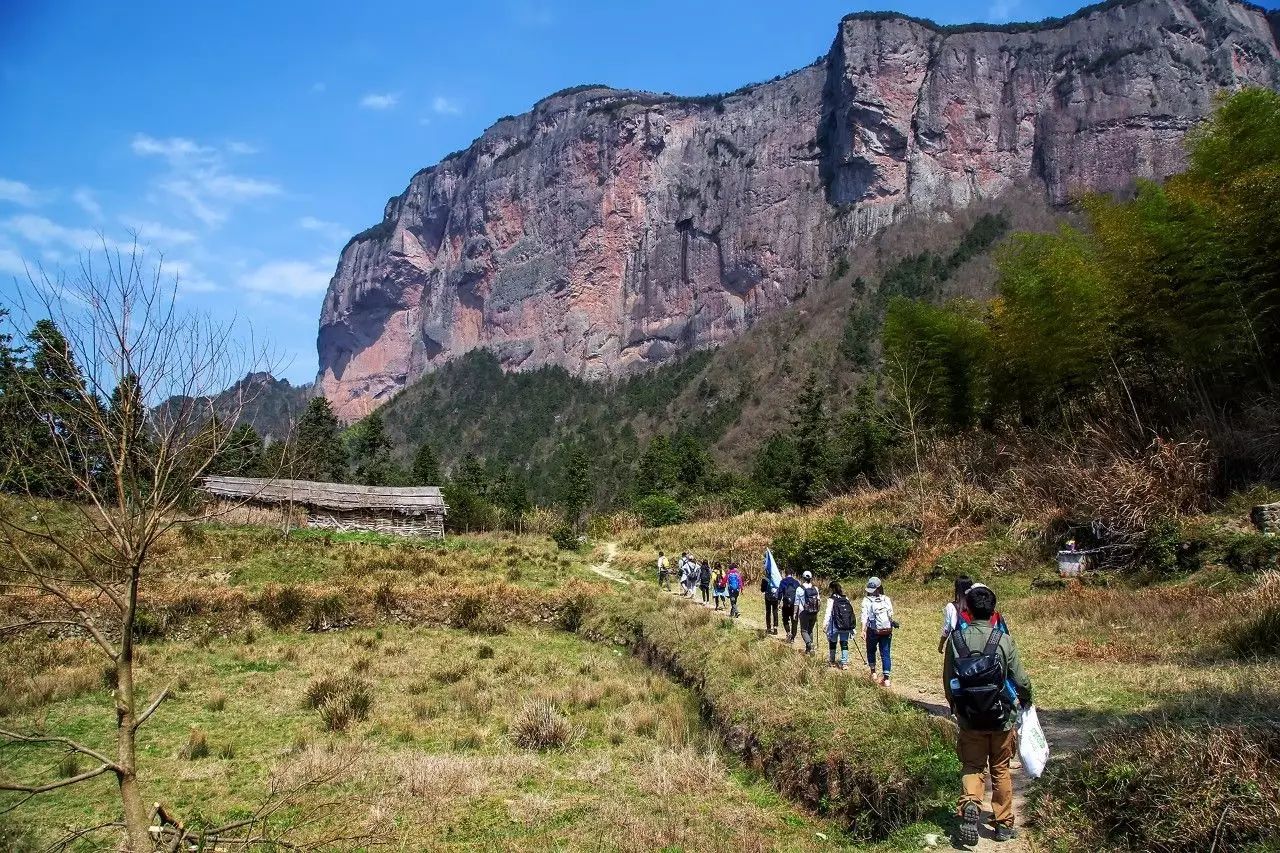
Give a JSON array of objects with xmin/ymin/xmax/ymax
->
[
  {"xmin": 981, "ymin": 626, "xmax": 1003, "ymax": 657},
  {"xmin": 951, "ymin": 626, "xmax": 974, "ymax": 657}
]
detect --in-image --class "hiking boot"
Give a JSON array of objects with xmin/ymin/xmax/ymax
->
[
  {"xmin": 994, "ymin": 825, "xmax": 1019, "ymax": 843},
  {"xmin": 956, "ymin": 802, "xmax": 980, "ymax": 847},
  {"xmin": 881, "ymin": 676, "xmax": 891, "ymax": 688}
]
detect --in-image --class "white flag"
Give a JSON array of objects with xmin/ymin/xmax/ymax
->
[{"xmin": 764, "ymin": 549, "xmax": 782, "ymax": 589}]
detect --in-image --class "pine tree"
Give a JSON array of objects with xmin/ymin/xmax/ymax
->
[
  {"xmin": 24, "ymin": 319, "xmax": 94, "ymax": 497},
  {"xmin": 210, "ymin": 423, "xmax": 265, "ymax": 476},
  {"xmin": 412, "ymin": 441, "xmax": 441, "ymax": 485},
  {"xmin": 292, "ymin": 397, "xmax": 346, "ymax": 481},
  {"xmin": 559, "ymin": 444, "xmax": 593, "ymax": 529},
  {"xmin": 789, "ymin": 372, "xmax": 829, "ymax": 505},
  {"xmin": 350, "ymin": 411, "xmax": 400, "ymax": 485}
]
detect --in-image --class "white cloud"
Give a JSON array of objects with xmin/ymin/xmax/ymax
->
[
  {"xmin": 132, "ymin": 133, "xmax": 280, "ymax": 227},
  {"xmin": 360, "ymin": 92, "xmax": 399, "ymax": 110},
  {"xmin": 131, "ymin": 134, "xmax": 213, "ymax": 162},
  {"xmin": 2, "ymin": 214, "xmax": 104, "ymax": 252},
  {"xmin": 0, "ymin": 178, "xmax": 40, "ymax": 207},
  {"xmin": 0, "ymin": 246, "xmax": 29, "ymax": 276},
  {"xmin": 298, "ymin": 216, "xmax": 349, "ymax": 245},
  {"xmin": 432, "ymin": 95, "xmax": 461, "ymax": 115},
  {"xmin": 239, "ymin": 259, "xmax": 332, "ymax": 298},
  {"xmin": 122, "ymin": 218, "xmax": 197, "ymax": 245},
  {"xmin": 226, "ymin": 141, "xmax": 258, "ymax": 155},
  {"xmin": 72, "ymin": 187, "xmax": 103, "ymax": 219},
  {"xmin": 163, "ymin": 259, "xmax": 220, "ymax": 293}
]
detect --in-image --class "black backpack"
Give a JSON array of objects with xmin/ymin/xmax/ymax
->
[
  {"xmin": 802, "ymin": 586, "xmax": 820, "ymax": 614},
  {"xmin": 832, "ymin": 595, "xmax": 855, "ymax": 631},
  {"xmin": 950, "ymin": 628, "xmax": 1013, "ymax": 729}
]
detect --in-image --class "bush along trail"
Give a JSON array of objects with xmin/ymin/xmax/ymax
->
[
  {"xmin": 590, "ymin": 543, "xmax": 1075, "ymax": 851},
  {"xmin": 583, "ymin": 543, "xmax": 962, "ymax": 845}
]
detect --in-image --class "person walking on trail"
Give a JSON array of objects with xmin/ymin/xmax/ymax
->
[
  {"xmin": 726, "ymin": 563, "xmax": 743, "ymax": 618},
  {"xmin": 698, "ymin": 559, "xmax": 712, "ymax": 605},
  {"xmin": 822, "ymin": 581, "xmax": 856, "ymax": 669},
  {"xmin": 678, "ymin": 552, "xmax": 692, "ymax": 597},
  {"xmin": 761, "ymin": 570, "xmax": 780, "ymax": 634},
  {"xmin": 939, "ymin": 575, "xmax": 974, "ymax": 653},
  {"xmin": 778, "ymin": 567, "xmax": 800, "ymax": 643},
  {"xmin": 956, "ymin": 582, "xmax": 1010, "ymax": 636},
  {"xmin": 795, "ymin": 571, "xmax": 820, "ymax": 654},
  {"xmin": 861, "ymin": 577, "xmax": 897, "ymax": 686},
  {"xmin": 944, "ymin": 584, "xmax": 1034, "ymax": 846},
  {"xmin": 712, "ymin": 563, "xmax": 728, "ymax": 611},
  {"xmin": 657, "ymin": 551, "xmax": 671, "ymax": 591}
]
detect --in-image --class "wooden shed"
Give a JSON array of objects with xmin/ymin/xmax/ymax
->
[{"xmin": 201, "ymin": 476, "xmax": 448, "ymax": 538}]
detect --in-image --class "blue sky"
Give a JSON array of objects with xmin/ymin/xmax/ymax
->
[{"xmin": 2, "ymin": 0, "xmax": 1275, "ymax": 383}]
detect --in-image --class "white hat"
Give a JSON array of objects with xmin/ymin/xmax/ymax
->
[{"xmin": 802, "ymin": 570, "xmax": 813, "ymax": 580}]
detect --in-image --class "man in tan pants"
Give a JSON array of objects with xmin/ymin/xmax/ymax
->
[{"xmin": 943, "ymin": 584, "xmax": 1033, "ymax": 845}]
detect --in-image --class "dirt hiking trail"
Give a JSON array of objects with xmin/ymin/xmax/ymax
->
[{"xmin": 596, "ymin": 544, "xmax": 1088, "ymax": 852}]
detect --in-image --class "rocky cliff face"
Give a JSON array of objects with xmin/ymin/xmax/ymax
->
[{"xmin": 317, "ymin": 0, "xmax": 1280, "ymax": 420}]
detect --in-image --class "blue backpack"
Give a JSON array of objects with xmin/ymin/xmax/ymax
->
[{"xmin": 727, "ymin": 571, "xmax": 741, "ymax": 592}]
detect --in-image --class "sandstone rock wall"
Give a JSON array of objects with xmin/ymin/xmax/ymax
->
[{"xmin": 317, "ymin": 0, "xmax": 1280, "ymax": 420}]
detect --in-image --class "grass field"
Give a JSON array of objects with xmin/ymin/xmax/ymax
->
[{"xmin": 3, "ymin": 499, "xmax": 1278, "ymax": 851}]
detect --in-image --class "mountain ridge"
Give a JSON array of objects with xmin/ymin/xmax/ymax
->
[{"xmin": 315, "ymin": 0, "xmax": 1280, "ymax": 421}]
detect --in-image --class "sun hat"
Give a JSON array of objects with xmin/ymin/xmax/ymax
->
[{"xmin": 865, "ymin": 576, "xmax": 883, "ymax": 593}]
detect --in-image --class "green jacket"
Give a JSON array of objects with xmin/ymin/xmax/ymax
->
[{"xmin": 942, "ymin": 619, "xmax": 1034, "ymax": 731}]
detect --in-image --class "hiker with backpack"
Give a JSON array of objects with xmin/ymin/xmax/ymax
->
[
  {"xmin": 861, "ymin": 577, "xmax": 897, "ymax": 686},
  {"xmin": 698, "ymin": 559, "xmax": 712, "ymax": 605},
  {"xmin": 778, "ymin": 567, "xmax": 800, "ymax": 643},
  {"xmin": 944, "ymin": 584, "xmax": 1034, "ymax": 846},
  {"xmin": 795, "ymin": 571, "xmax": 820, "ymax": 654},
  {"xmin": 712, "ymin": 563, "xmax": 728, "ymax": 610},
  {"xmin": 657, "ymin": 551, "xmax": 671, "ymax": 591},
  {"xmin": 760, "ymin": 569, "xmax": 780, "ymax": 634},
  {"xmin": 822, "ymin": 581, "xmax": 856, "ymax": 669},
  {"xmin": 726, "ymin": 563, "xmax": 743, "ymax": 618},
  {"xmin": 939, "ymin": 576, "xmax": 975, "ymax": 653}
]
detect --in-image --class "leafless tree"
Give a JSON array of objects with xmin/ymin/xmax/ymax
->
[
  {"xmin": 0, "ymin": 241, "xmax": 279, "ymax": 850},
  {"xmin": 880, "ymin": 350, "xmax": 934, "ymax": 531}
]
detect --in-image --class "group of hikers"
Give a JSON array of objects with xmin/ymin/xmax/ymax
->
[
  {"xmin": 655, "ymin": 550, "xmax": 1036, "ymax": 846},
  {"xmin": 656, "ymin": 551, "xmax": 744, "ymax": 617}
]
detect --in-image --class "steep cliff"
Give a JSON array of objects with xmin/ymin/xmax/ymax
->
[{"xmin": 317, "ymin": 0, "xmax": 1280, "ymax": 420}]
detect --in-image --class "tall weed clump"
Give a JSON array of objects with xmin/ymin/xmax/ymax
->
[
  {"xmin": 1222, "ymin": 571, "xmax": 1280, "ymax": 659},
  {"xmin": 1029, "ymin": 722, "xmax": 1280, "ymax": 851},
  {"xmin": 303, "ymin": 675, "xmax": 373, "ymax": 732}
]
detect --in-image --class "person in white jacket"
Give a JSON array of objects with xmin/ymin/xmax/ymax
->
[
  {"xmin": 938, "ymin": 575, "xmax": 974, "ymax": 653},
  {"xmin": 821, "ymin": 581, "xmax": 856, "ymax": 669},
  {"xmin": 861, "ymin": 576, "xmax": 896, "ymax": 687},
  {"xmin": 794, "ymin": 571, "xmax": 821, "ymax": 655}
]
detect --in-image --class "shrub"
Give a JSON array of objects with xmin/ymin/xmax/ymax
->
[
  {"xmin": 509, "ymin": 700, "xmax": 574, "ymax": 750},
  {"xmin": 204, "ymin": 693, "xmax": 227, "ymax": 712},
  {"xmin": 181, "ymin": 727, "xmax": 210, "ymax": 760},
  {"xmin": 1029, "ymin": 723, "xmax": 1280, "ymax": 851},
  {"xmin": 632, "ymin": 494, "xmax": 688, "ymax": 528},
  {"xmin": 551, "ymin": 524, "xmax": 581, "ymax": 551},
  {"xmin": 476, "ymin": 644, "xmax": 495, "ymax": 660},
  {"xmin": 772, "ymin": 517, "xmax": 914, "ymax": 581},
  {"xmin": 258, "ymin": 586, "xmax": 309, "ymax": 629}
]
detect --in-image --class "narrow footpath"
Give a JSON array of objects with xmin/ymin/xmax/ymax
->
[{"xmin": 594, "ymin": 544, "xmax": 1086, "ymax": 852}]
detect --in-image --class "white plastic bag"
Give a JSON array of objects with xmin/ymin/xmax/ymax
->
[{"xmin": 1018, "ymin": 705, "xmax": 1050, "ymax": 778}]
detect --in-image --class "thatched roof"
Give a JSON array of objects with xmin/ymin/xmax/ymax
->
[{"xmin": 201, "ymin": 476, "xmax": 447, "ymax": 515}]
